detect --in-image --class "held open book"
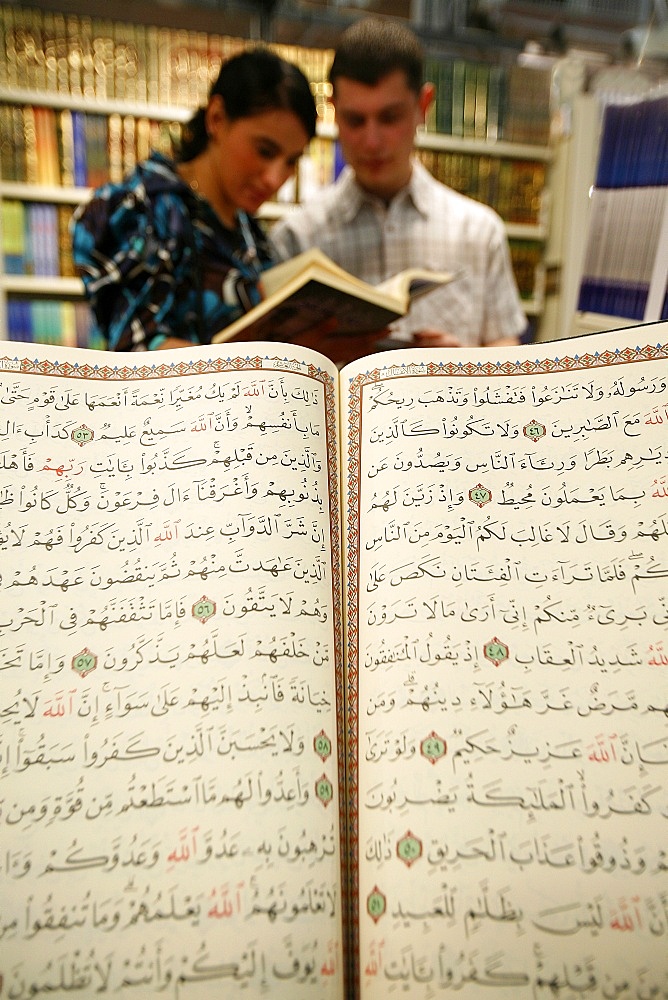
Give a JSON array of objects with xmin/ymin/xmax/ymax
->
[
  {"xmin": 2, "ymin": 322, "xmax": 668, "ymax": 999},
  {"xmin": 213, "ymin": 247, "xmax": 456, "ymax": 343}
]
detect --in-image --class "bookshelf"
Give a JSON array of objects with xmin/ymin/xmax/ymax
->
[
  {"xmin": 575, "ymin": 92, "xmax": 668, "ymax": 331},
  {"xmin": 0, "ymin": 6, "xmax": 555, "ymax": 345}
]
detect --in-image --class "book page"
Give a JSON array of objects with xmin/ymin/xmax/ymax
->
[
  {"xmin": 341, "ymin": 324, "xmax": 668, "ymax": 998},
  {"xmin": 0, "ymin": 342, "xmax": 346, "ymax": 999},
  {"xmin": 261, "ymin": 248, "xmax": 371, "ymax": 300},
  {"xmin": 376, "ymin": 268, "xmax": 457, "ymax": 306}
]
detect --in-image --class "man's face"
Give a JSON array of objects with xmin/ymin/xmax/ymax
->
[{"xmin": 333, "ymin": 70, "xmax": 432, "ymax": 201}]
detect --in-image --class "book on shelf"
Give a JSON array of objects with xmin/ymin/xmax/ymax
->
[
  {"xmin": 41, "ymin": 11, "xmax": 59, "ymax": 93},
  {"xmin": 1, "ymin": 321, "xmax": 668, "ymax": 998},
  {"xmin": 57, "ymin": 108, "xmax": 75, "ymax": 188},
  {"xmin": 462, "ymin": 61, "xmax": 477, "ymax": 139},
  {"xmin": 1, "ymin": 198, "xmax": 25, "ymax": 273},
  {"xmin": 213, "ymin": 247, "xmax": 457, "ymax": 345},
  {"xmin": 486, "ymin": 64, "xmax": 504, "ymax": 141},
  {"xmin": 450, "ymin": 57, "xmax": 466, "ymax": 138},
  {"xmin": 34, "ymin": 106, "xmax": 60, "ymax": 187},
  {"xmin": 5, "ymin": 299, "xmax": 89, "ymax": 346},
  {"xmin": 474, "ymin": 62, "xmax": 489, "ymax": 141},
  {"xmin": 578, "ymin": 95, "xmax": 668, "ymax": 323},
  {"xmin": 504, "ymin": 63, "xmax": 552, "ymax": 146},
  {"xmin": 71, "ymin": 110, "xmax": 88, "ymax": 188}
]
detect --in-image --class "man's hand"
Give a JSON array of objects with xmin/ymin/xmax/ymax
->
[{"xmin": 410, "ymin": 330, "xmax": 521, "ymax": 349}]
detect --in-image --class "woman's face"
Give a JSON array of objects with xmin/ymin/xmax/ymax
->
[{"xmin": 206, "ymin": 98, "xmax": 309, "ymax": 223}]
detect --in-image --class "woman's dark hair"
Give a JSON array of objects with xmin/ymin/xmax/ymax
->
[{"xmin": 179, "ymin": 47, "xmax": 317, "ymax": 161}]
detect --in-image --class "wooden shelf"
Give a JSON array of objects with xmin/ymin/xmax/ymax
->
[
  {"xmin": 0, "ymin": 275, "xmax": 84, "ymax": 296},
  {"xmin": 0, "ymin": 87, "xmax": 193, "ymax": 122}
]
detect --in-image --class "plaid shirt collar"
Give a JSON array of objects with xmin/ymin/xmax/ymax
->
[{"xmin": 331, "ymin": 160, "xmax": 431, "ymax": 223}]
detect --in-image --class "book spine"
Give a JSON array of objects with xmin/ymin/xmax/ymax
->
[
  {"xmin": 6, "ymin": 299, "xmax": 21, "ymax": 341},
  {"xmin": 170, "ymin": 29, "xmax": 191, "ymax": 108},
  {"xmin": 134, "ymin": 23, "xmax": 148, "ymax": 105},
  {"xmin": 71, "ymin": 111, "xmax": 88, "ymax": 187},
  {"xmin": 86, "ymin": 114, "xmax": 109, "ymax": 189},
  {"xmin": 24, "ymin": 7, "xmax": 45, "ymax": 92},
  {"xmin": 111, "ymin": 21, "xmax": 132, "ymax": 101},
  {"xmin": 38, "ymin": 107, "xmax": 61, "ymax": 186},
  {"xmin": 108, "ymin": 112, "xmax": 123, "ymax": 184},
  {"xmin": 462, "ymin": 61, "xmax": 477, "ymax": 139},
  {"xmin": 0, "ymin": 6, "xmax": 14, "ymax": 88},
  {"xmin": 474, "ymin": 63, "xmax": 489, "ymax": 141},
  {"xmin": 11, "ymin": 106, "xmax": 26, "ymax": 182},
  {"xmin": 23, "ymin": 106, "xmax": 38, "ymax": 185},
  {"xmin": 438, "ymin": 58, "xmax": 453, "ymax": 136},
  {"xmin": 66, "ymin": 14, "xmax": 82, "ymax": 97},
  {"xmin": 27, "ymin": 202, "xmax": 43, "ymax": 276},
  {"xmin": 58, "ymin": 109, "xmax": 75, "ymax": 187},
  {"xmin": 2, "ymin": 199, "xmax": 25, "ymax": 273},
  {"xmin": 12, "ymin": 6, "xmax": 28, "ymax": 90},
  {"xmin": 44, "ymin": 204, "xmax": 60, "ymax": 277},
  {"xmin": 423, "ymin": 56, "xmax": 438, "ymax": 133},
  {"xmin": 53, "ymin": 13, "xmax": 70, "ymax": 96},
  {"xmin": 60, "ymin": 300, "xmax": 78, "ymax": 348},
  {"xmin": 122, "ymin": 114, "xmax": 137, "ymax": 177},
  {"xmin": 450, "ymin": 59, "xmax": 466, "ymax": 138},
  {"xmin": 75, "ymin": 300, "xmax": 97, "ymax": 348},
  {"xmin": 41, "ymin": 13, "xmax": 59, "ymax": 94},
  {"xmin": 136, "ymin": 116, "xmax": 152, "ymax": 164},
  {"xmin": 80, "ymin": 16, "xmax": 96, "ymax": 98},
  {"xmin": 508, "ymin": 237, "xmax": 543, "ymax": 299},
  {"xmin": 0, "ymin": 104, "xmax": 16, "ymax": 181},
  {"xmin": 92, "ymin": 19, "xmax": 114, "ymax": 99},
  {"xmin": 58, "ymin": 204, "xmax": 75, "ymax": 277},
  {"xmin": 146, "ymin": 25, "xmax": 160, "ymax": 105},
  {"xmin": 191, "ymin": 30, "xmax": 209, "ymax": 107},
  {"xmin": 486, "ymin": 64, "xmax": 502, "ymax": 141}
]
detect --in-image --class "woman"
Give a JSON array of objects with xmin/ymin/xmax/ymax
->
[{"xmin": 72, "ymin": 48, "xmax": 317, "ymax": 352}]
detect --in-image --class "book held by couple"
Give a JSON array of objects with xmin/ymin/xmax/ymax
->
[
  {"xmin": 1, "ymin": 320, "xmax": 667, "ymax": 999},
  {"xmin": 214, "ymin": 247, "xmax": 458, "ymax": 342}
]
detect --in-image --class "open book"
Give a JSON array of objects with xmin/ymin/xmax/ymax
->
[
  {"xmin": 2, "ymin": 322, "xmax": 668, "ymax": 999},
  {"xmin": 213, "ymin": 247, "xmax": 456, "ymax": 343}
]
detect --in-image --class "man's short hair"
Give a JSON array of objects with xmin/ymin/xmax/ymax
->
[{"xmin": 329, "ymin": 17, "xmax": 424, "ymax": 94}]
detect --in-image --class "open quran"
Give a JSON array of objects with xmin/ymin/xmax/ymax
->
[{"xmin": 1, "ymin": 321, "xmax": 667, "ymax": 999}]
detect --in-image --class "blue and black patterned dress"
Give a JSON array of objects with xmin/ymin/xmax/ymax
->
[{"xmin": 72, "ymin": 152, "xmax": 274, "ymax": 351}]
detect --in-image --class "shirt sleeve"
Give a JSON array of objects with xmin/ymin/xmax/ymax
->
[
  {"xmin": 269, "ymin": 216, "xmax": 308, "ymax": 263},
  {"xmin": 72, "ymin": 189, "xmax": 203, "ymax": 352},
  {"xmin": 482, "ymin": 220, "xmax": 528, "ymax": 343}
]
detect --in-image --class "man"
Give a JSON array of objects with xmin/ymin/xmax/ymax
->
[{"xmin": 271, "ymin": 17, "xmax": 527, "ymax": 358}]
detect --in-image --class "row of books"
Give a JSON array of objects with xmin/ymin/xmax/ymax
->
[
  {"xmin": 2, "ymin": 199, "xmax": 74, "ymax": 278},
  {"xmin": 578, "ymin": 94, "xmax": 667, "ymax": 322},
  {"xmin": 0, "ymin": 4, "xmax": 555, "ymax": 144},
  {"xmin": 508, "ymin": 239, "xmax": 544, "ymax": 302},
  {"xmin": 0, "ymin": 105, "xmax": 547, "ymax": 229},
  {"xmin": 6, "ymin": 299, "xmax": 100, "ymax": 348},
  {"xmin": 578, "ymin": 186, "xmax": 667, "ymax": 320},
  {"xmin": 0, "ymin": 104, "xmax": 182, "ymax": 188},
  {"xmin": 425, "ymin": 57, "xmax": 552, "ymax": 147},
  {"xmin": 417, "ymin": 149, "xmax": 546, "ymax": 225},
  {"xmin": 0, "ymin": 5, "xmax": 334, "ymax": 120},
  {"xmin": 595, "ymin": 94, "xmax": 668, "ymax": 188}
]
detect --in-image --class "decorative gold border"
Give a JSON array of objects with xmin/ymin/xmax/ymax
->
[
  {"xmin": 1, "ymin": 346, "xmax": 350, "ymax": 990},
  {"xmin": 342, "ymin": 336, "xmax": 668, "ymax": 993}
]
